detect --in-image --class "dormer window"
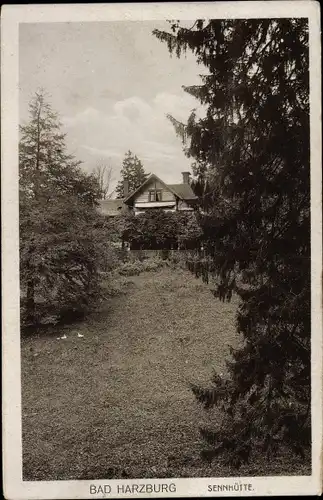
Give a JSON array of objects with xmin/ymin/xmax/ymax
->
[{"xmin": 149, "ymin": 189, "xmax": 162, "ymax": 202}]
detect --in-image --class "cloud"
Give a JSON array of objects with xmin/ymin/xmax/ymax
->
[
  {"xmin": 81, "ymin": 146, "xmax": 124, "ymax": 158},
  {"xmin": 62, "ymin": 91, "xmax": 200, "ymax": 183},
  {"xmin": 153, "ymin": 92, "xmax": 198, "ymax": 120}
]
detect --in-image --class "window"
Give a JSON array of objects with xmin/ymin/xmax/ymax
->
[{"xmin": 149, "ymin": 190, "xmax": 162, "ymax": 202}]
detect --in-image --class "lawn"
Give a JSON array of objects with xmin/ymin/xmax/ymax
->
[{"xmin": 21, "ymin": 266, "xmax": 309, "ymax": 480}]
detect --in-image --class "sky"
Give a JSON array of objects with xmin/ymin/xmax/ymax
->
[{"xmin": 19, "ymin": 21, "xmax": 206, "ymax": 192}]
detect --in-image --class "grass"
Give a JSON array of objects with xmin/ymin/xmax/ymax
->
[{"xmin": 21, "ymin": 266, "xmax": 310, "ymax": 480}]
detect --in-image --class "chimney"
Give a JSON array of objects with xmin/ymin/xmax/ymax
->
[
  {"xmin": 182, "ymin": 171, "xmax": 190, "ymax": 184},
  {"xmin": 123, "ymin": 179, "xmax": 129, "ymax": 198}
]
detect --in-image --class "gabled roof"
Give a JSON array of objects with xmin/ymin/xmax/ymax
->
[
  {"xmin": 123, "ymin": 173, "xmax": 175, "ymax": 203},
  {"xmin": 124, "ymin": 173, "xmax": 197, "ymax": 204},
  {"xmin": 98, "ymin": 199, "xmax": 125, "ymax": 216}
]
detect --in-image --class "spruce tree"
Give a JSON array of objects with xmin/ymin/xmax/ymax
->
[
  {"xmin": 115, "ymin": 150, "xmax": 148, "ymax": 198},
  {"xmin": 19, "ymin": 90, "xmax": 100, "ymax": 205},
  {"xmin": 154, "ymin": 19, "xmax": 310, "ymax": 466},
  {"xmin": 19, "ymin": 91, "xmax": 105, "ymax": 326}
]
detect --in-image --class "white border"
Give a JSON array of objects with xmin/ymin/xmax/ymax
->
[{"xmin": 1, "ymin": 2, "xmax": 322, "ymax": 499}]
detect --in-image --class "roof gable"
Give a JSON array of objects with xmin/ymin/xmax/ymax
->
[{"xmin": 124, "ymin": 173, "xmax": 180, "ymax": 203}]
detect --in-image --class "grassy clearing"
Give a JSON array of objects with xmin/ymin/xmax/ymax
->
[{"xmin": 21, "ymin": 266, "xmax": 309, "ymax": 480}]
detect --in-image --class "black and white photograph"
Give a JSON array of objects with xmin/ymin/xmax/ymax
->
[{"xmin": 1, "ymin": 2, "xmax": 322, "ymax": 498}]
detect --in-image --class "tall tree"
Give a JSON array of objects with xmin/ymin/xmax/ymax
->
[
  {"xmin": 115, "ymin": 150, "xmax": 148, "ymax": 198},
  {"xmin": 154, "ymin": 20, "xmax": 310, "ymax": 466},
  {"xmin": 20, "ymin": 91, "xmax": 105, "ymax": 326},
  {"xmin": 19, "ymin": 90, "xmax": 100, "ymax": 205},
  {"xmin": 93, "ymin": 164, "xmax": 113, "ymax": 200}
]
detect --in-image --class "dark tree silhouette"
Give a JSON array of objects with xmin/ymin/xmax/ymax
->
[
  {"xmin": 116, "ymin": 150, "xmax": 148, "ymax": 198},
  {"xmin": 154, "ymin": 19, "xmax": 310, "ymax": 466}
]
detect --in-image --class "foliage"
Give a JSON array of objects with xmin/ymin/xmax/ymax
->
[
  {"xmin": 117, "ymin": 261, "xmax": 143, "ymax": 277},
  {"xmin": 141, "ymin": 257, "xmax": 167, "ymax": 272},
  {"xmin": 154, "ymin": 19, "xmax": 310, "ymax": 465},
  {"xmin": 19, "ymin": 90, "xmax": 101, "ymax": 206},
  {"xmin": 121, "ymin": 209, "xmax": 202, "ymax": 250},
  {"xmin": 122, "ymin": 210, "xmax": 177, "ymax": 249},
  {"xmin": 177, "ymin": 211, "xmax": 203, "ymax": 249},
  {"xmin": 115, "ymin": 150, "xmax": 149, "ymax": 198},
  {"xmin": 20, "ymin": 197, "xmax": 109, "ymax": 325},
  {"xmin": 117, "ymin": 256, "xmax": 166, "ymax": 276},
  {"xmin": 20, "ymin": 91, "xmax": 109, "ymax": 326}
]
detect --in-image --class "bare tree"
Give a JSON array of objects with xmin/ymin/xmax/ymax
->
[{"xmin": 93, "ymin": 164, "xmax": 113, "ymax": 200}]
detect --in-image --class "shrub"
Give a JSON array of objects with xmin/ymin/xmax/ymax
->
[
  {"xmin": 98, "ymin": 246, "xmax": 122, "ymax": 273},
  {"xmin": 168, "ymin": 251, "xmax": 188, "ymax": 269},
  {"xmin": 120, "ymin": 210, "xmax": 203, "ymax": 250},
  {"xmin": 117, "ymin": 256, "xmax": 166, "ymax": 276},
  {"xmin": 20, "ymin": 197, "xmax": 106, "ymax": 328},
  {"xmin": 118, "ymin": 261, "xmax": 143, "ymax": 276},
  {"xmin": 141, "ymin": 257, "xmax": 165, "ymax": 272}
]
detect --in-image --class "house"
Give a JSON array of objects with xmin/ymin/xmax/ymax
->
[{"xmin": 98, "ymin": 172, "xmax": 197, "ymax": 216}]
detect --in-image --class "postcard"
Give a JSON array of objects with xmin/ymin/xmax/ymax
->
[{"xmin": 1, "ymin": 2, "xmax": 322, "ymax": 498}]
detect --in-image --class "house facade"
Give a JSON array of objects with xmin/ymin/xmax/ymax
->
[{"xmin": 98, "ymin": 172, "xmax": 197, "ymax": 217}]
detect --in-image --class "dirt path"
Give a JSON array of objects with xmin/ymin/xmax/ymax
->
[{"xmin": 21, "ymin": 267, "xmax": 240, "ymax": 480}]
